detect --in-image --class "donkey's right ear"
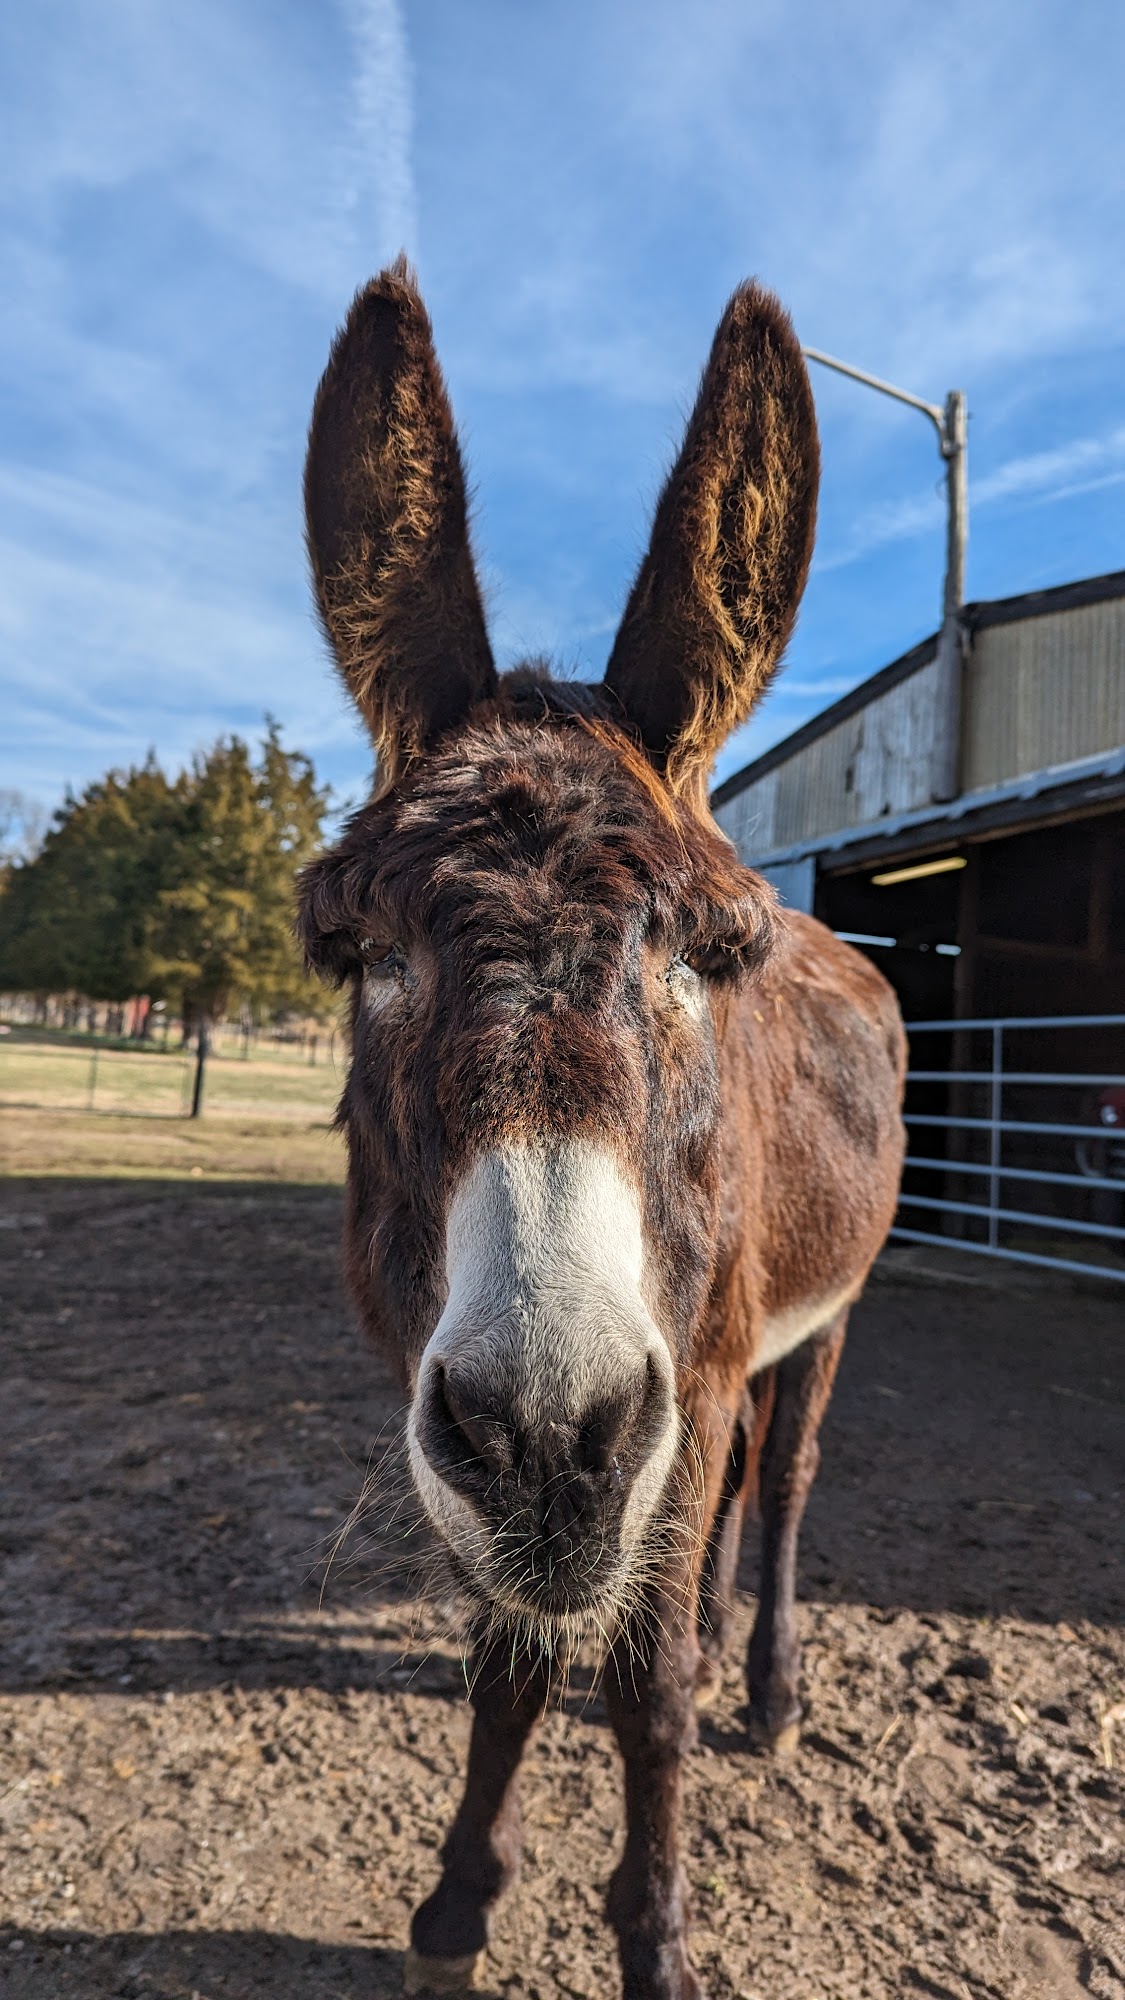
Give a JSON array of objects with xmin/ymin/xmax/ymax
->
[
  {"xmin": 603, "ymin": 283, "xmax": 818, "ymax": 804},
  {"xmin": 304, "ymin": 258, "xmax": 497, "ymax": 787}
]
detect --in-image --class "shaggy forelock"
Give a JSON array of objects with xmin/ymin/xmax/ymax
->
[{"xmin": 299, "ymin": 711, "xmax": 776, "ymax": 993}]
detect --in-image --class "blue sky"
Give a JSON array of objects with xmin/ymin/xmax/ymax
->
[{"xmin": 3, "ymin": 0, "xmax": 1124, "ymax": 818}]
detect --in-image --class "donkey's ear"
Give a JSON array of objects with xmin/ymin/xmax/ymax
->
[
  {"xmin": 603, "ymin": 282, "xmax": 818, "ymax": 799},
  {"xmin": 304, "ymin": 258, "xmax": 497, "ymax": 785}
]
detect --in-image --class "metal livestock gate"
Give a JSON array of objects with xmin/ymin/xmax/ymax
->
[{"xmin": 893, "ymin": 1013, "xmax": 1125, "ymax": 1283}]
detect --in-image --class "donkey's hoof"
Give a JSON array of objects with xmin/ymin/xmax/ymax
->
[
  {"xmin": 403, "ymin": 1947, "xmax": 483, "ymax": 1994},
  {"xmin": 748, "ymin": 1714, "xmax": 801, "ymax": 1758}
]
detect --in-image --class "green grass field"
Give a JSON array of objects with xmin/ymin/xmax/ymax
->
[{"xmin": 0, "ymin": 1025, "xmax": 346, "ymax": 1182}]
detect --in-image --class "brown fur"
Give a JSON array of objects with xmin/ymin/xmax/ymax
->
[
  {"xmin": 304, "ymin": 256, "xmax": 496, "ymax": 789},
  {"xmin": 300, "ymin": 265, "xmax": 905, "ymax": 2000},
  {"xmin": 604, "ymin": 282, "xmax": 819, "ymax": 807}
]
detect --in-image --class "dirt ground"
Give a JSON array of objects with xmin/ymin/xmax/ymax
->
[{"xmin": 1, "ymin": 1178, "xmax": 1123, "ymax": 2000}]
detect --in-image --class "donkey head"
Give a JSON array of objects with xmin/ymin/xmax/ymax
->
[{"xmin": 300, "ymin": 259, "xmax": 818, "ymax": 1637}]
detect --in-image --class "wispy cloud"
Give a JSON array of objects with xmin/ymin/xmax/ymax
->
[
  {"xmin": 815, "ymin": 490, "xmax": 945, "ymax": 573},
  {"xmin": 341, "ymin": 0, "xmax": 418, "ymax": 268},
  {"xmin": 2, "ymin": 0, "xmax": 1124, "ymax": 813},
  {"xmin": 0, "ymin": 0, "xmax": 427, "ymax": 807},
  {"xmin": 975, "ymin": 427, "xmax": 1125, "ymax": 505},
  {"xmin": 0, "ymin": 460, "xmax": 366, "ymax": 801},
  {"xmin": 817, "ymin": 423, "xmax": 1125, "ymax": 575}
]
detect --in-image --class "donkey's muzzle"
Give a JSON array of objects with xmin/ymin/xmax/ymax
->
[{"xmin": 415, "ymin": 1355, "xmax": 673, "ymax": 1613}]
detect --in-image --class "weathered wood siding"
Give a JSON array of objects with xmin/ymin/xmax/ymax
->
[
  {"xmin": 715, "ymin": 654, "xmax": 947, "ymax": 856},
  {"xmin": 714, "ymin": 588, "xmax": 1125, "ymax": 864},
  {"xmin": 963, "ymin": 598, "xmax": 1125, "ymax": 789}
]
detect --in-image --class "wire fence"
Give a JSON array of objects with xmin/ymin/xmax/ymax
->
[
  {"xmin": 0, "ymin": 1020, "xmax": 343, "ymax": 1126},
  {"xmin": 7, "ymin": 1013, "xmax": 1125, "ymax": 1282},
  {"xmin": 895, "ymin": 1014, "xmax": 1125, "ymax": 1284}
]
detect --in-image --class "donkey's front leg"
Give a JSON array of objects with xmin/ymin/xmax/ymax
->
[
  {"xmin": 605, "ymin": 1579, "xmax": 704, "ymax": 2000},
  {"xmin": 407, "ymin": 1626, "xmax": 551, "ymax": 1993},
  {"xmin": 694, "ymin": 1388, "xmax": 754, "ymax": 1704},
  {"xmin": 747, "ymin": 1309, "xmax": 847, "ymax": 1753}
]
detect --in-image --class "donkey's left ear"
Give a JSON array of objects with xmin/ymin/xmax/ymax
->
[
  {"xmin": 305, "ymin": 258, "xmax": 497, "ymax": 787},
  {"xmin": 603, "ymin": 282, "xmax": 818, "ymax": 800}
]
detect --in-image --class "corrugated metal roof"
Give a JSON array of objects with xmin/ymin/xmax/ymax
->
[{"xmin": 720, "ymin": 743, "xmax": 1125, "ymax": 874}]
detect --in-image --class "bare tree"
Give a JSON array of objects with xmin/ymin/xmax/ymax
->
[{"xmin": 0, "ymin": 789, "xmax": 48, "ymax": 868}]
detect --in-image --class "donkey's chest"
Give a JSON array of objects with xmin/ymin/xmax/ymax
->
[{"xmin": 753, "ymin": 1282, "xmax": 857, "ymax": 1372}]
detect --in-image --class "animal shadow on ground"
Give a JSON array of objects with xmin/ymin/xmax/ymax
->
[
  {"xmin": 1, "ymin": 1177, "xmax": 1123, "ymax": 1710},
  {"xmin": 0, "ymin": 1927, "xmax": 422, "ymax": 2000},
  {"xmin": 3, "ymin": 1182, "xmax": 1125, "ymax": 2000}
]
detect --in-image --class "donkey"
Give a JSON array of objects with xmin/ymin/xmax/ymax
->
[{"xmin": 299, "ymin": 259, "xmax": 905, "ymax": 2000}]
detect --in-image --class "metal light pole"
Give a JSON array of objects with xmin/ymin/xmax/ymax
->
[{"xmin": 802, "ymin": 346, "xmax": 968, "ymax": 800}]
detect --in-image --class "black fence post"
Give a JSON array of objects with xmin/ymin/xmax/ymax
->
[{"xmin": 190, "ymin": 1021, "xmax": 210, "ymax": 1119}]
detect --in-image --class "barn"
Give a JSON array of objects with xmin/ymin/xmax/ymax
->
[{"xmin": 713, "ymin": 569, "xmax": 1125, "ymax": 1280}]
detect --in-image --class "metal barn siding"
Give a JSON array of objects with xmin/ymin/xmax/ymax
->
[{"xmin": 963, "ymin": 596, "xmax": 1125, "ymax": 791}]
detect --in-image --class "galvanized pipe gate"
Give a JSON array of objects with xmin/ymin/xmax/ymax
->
[{"xmin": 894, "ymin": 1013, "xmax": 1125, "ymax": 1284}]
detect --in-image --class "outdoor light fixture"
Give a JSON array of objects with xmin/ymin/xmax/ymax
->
[{"xmin": 871, "ymin": 856, "xmax": 967, "ymax": 887}]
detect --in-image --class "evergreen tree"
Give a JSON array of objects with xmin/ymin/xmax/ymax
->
[
  {"xmin": 0, "ymin": 726, "xmax": 333, "ymax": 1025},
  {"xmin": 150, "ymin": 724, "xmax": 332, "ymax": 1025},
  {"xmin": 0, "ymin": 759, "xmax": 183, "ymax": 1001}
]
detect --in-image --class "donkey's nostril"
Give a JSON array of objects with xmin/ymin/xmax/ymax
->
[
  {"xmin": 578, "ymin": 1390, "xmax": 632, "ymax": 1474},
  {"xmin": 413, "ymin": 1346, "xmax": 677, "ymax": 1615},
  {"xmin": 579, "ymin": 1354, "xmax": 670, "ymax": 1478},
  {"xmin": 425, "ymin": 1364, "xmax": 512, "ymax": 1489},
  {"xmin": 637, "ymin": 1350, "xmax": 673, "ymax": 1458}
]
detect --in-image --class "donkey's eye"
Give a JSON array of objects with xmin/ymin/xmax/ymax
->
[
  {"xmin": 361, "ymin": 939, "xmax": 407, "ymax": 980},
  {"xmin": 667, "ymin": 953, "xmax": 702, "ymax": 988},
  {"xmin": 665, "ymin": 951, "xmax": 709, "ymax": 1017}
]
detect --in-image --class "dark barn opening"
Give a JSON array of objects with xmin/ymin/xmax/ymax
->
[{"xmin": 713, "ymin": 570, "xmax": 1125, "ymax": 1279}]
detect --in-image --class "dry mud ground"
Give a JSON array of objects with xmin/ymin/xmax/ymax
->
[{"xmin": 1, "ymin": 1178, "xmax": 1123, "ymax": 2000}]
